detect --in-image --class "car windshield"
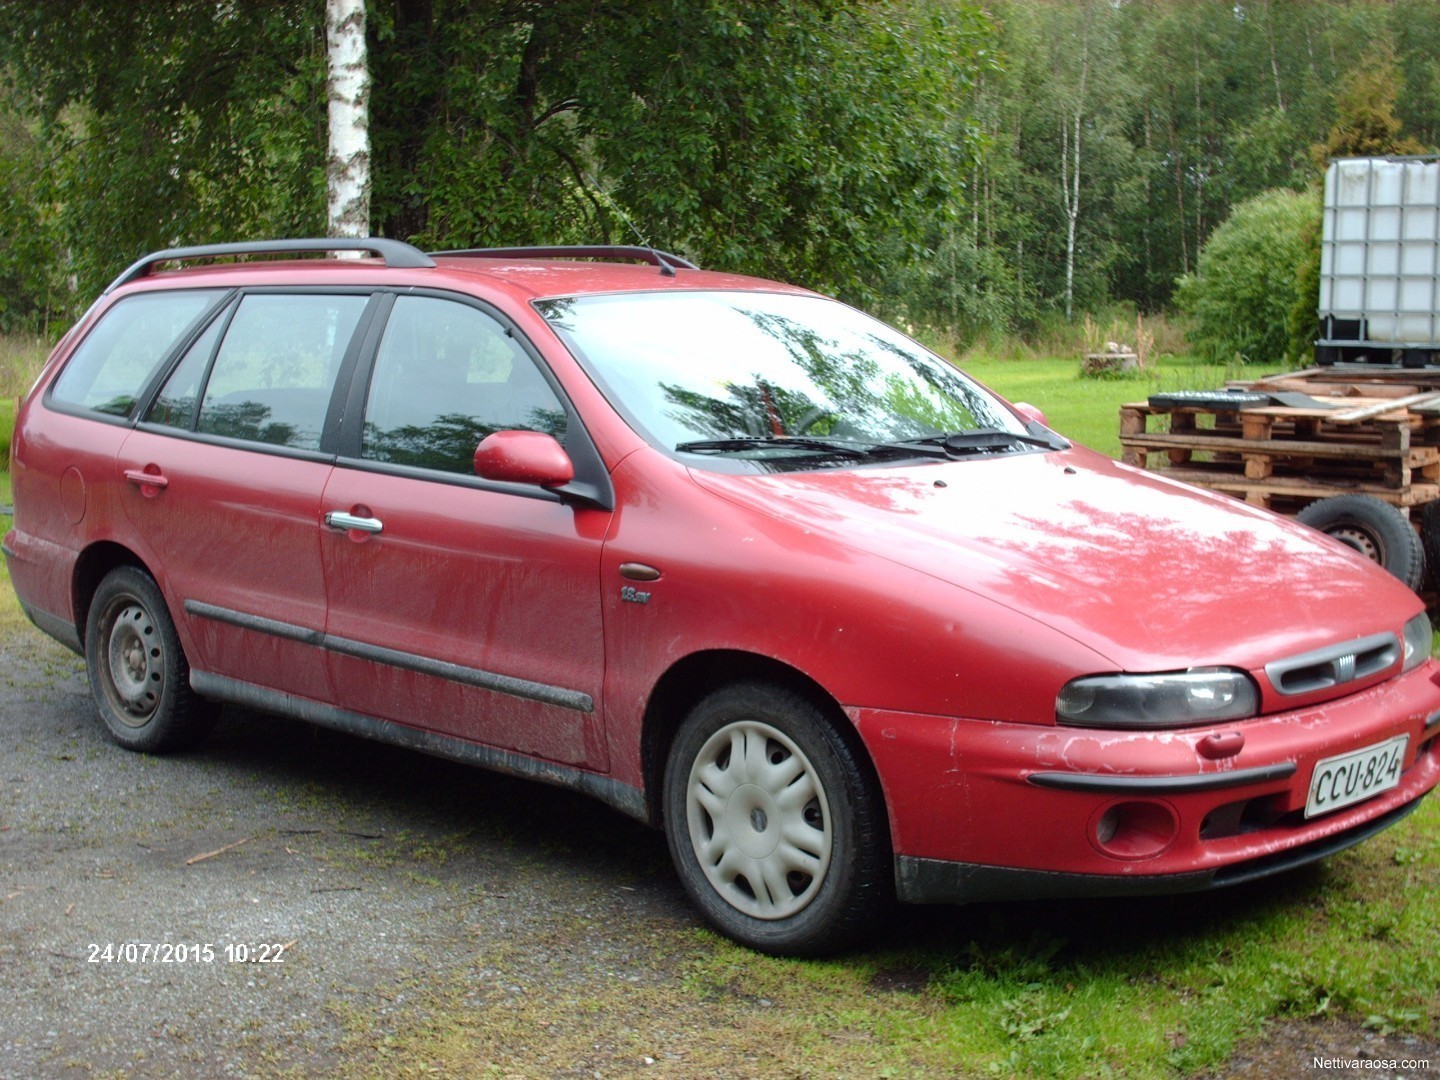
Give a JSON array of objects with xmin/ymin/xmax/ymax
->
[{"xmin": 536, "ymin": 290, "xmax": 1032, "ymax": 471}]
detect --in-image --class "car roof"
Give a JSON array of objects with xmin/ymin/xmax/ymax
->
[{"xmin": 105, "ymin": 240, "xmax": 814, "ymax": 304}]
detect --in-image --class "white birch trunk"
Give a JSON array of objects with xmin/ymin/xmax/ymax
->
[
  {"xmin": 1060, "ymin": 18, "xmax": 1091, "ymax": 323},
  {"xmin": 326, "ymin": 0, "xmax": 370, "ymax": 239}
]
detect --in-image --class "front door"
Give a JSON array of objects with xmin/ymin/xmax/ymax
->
[{"xmin": 319, "ymin": 294, "xmax": 610, "ymax": 768}]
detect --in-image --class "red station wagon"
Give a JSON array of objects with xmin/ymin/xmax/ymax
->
[{"xmin": 6, "ymin": 239, "xmax": 1439, "ymax": 954}]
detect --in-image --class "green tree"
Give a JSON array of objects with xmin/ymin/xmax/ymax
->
[
  {"xmin": 369, "ymin": 0, "xmax": 992, "ymax": 310},
  {"xmin": 0, "ymin": 78, "xmax": 63, "ymax": 332},
  {"xmin": 0, "ymin": 0, "xmax": 993, "ymax": 316},
  {"xmin": 1312, "ymin": 41, "xmax": 1429, "ymax": 163},
  {"xmin": 1175, "ymin": 186, "xmax": 1318, "ymax": 364},
  {"xmin": 0, "ymin": 0, "xmax": 324, "ymax": 302}
]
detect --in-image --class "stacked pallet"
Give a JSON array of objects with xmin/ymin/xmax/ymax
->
[{"xmin": 1118, "ymin": 368, "xmax": 1440, "ymax": 517}]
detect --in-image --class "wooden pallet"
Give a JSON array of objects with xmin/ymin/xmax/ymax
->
[{"xmin": 1119, "ymin": 385, "xmax": 1440, "ymax": 513}]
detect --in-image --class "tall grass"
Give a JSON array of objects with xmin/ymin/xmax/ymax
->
[
  {"xmin": 948, "ymin": 305, "xmax": 1193, "ymax": 365},
  {"xmin": 0, "ymin": 333, "xmax": 51, "ymax": 397},
  {"xmin": 0, "ymin": 333, "xmax": 53, "ymax": 474}
]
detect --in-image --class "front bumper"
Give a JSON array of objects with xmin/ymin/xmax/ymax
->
[{"xmin": 850, "ymin": 662, "xmax": 1440, "ymax": 905}]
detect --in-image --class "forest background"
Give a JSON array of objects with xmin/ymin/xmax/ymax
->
[{"xmin": 0, "ymin": 0, "xmax": 1436, "ymax": 361}]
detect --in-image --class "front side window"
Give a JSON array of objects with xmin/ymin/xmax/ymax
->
[
  {"xmin": 361, "ymin": 296, "xmax": 566, "ymax": 475},
  {"xmin": 50, "ymin": 290, "xmax": 225, "ymax": 417},
  {"xmin": 190, "ymin": 294, "xmax": 367, "ymax": 450},
  {"xmin": 538, "ymin": 291, "xmax": 1031, "ymax": 472}
]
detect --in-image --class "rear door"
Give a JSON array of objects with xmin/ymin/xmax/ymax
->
[
  {"xmin": 120, "ymin": 291, "xmax": 374, "ymax": 702},
  {"xmin": 21, "ymin": 289, "xmax": 229, "ymax": 638},
  {"xmin": 319, "ymin": 293, "xmax": 611, "ymax": 768}
]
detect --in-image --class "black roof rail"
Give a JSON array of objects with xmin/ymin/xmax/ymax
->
[
  {"xmin": 104, "ymin": 238, "xmax": 436, "ymax": 294},
  {"xmin": 431, "ymin": 245, "xmax": 699, "ymax": 274}
]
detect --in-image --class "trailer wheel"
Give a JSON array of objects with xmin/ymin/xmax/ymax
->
[{"xmin": 1296, "ymin": 495, "xmax": 1424, "ymax": 591}]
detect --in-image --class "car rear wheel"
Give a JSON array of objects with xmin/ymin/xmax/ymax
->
[
  {"xmin": 84, "ymin": 566, "xmax": 216, "ymax": 752},
  {"xmin": 663, "ymin": 681, "xmax": 889, "ymax": 955}
]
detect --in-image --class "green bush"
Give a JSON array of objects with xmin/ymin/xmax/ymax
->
[{"xmin": 1175, "ymin": 186, "xmax": 1321, "ymax": 365}]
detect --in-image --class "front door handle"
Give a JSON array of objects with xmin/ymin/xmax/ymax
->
[{"xmin": 324, "ymin": 510, "xmax": 384, "ymax": 535}]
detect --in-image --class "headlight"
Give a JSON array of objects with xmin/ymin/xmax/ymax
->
[
  {"xmin": 1056, "ymin": 668, "xmax": 1259, "ymax": 729},
  {"xmin": 1403, "ymin": 611, "xmax": 1433, "ymax": 673}
]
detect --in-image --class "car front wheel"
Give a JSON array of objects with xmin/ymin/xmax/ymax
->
[
  {"xmin": 84, "ymin": 566, "xmax": 216, "ymax": 753},
  {"xmin": 663, "ymin": 681, "xmax": 889, "ymax": 955}
]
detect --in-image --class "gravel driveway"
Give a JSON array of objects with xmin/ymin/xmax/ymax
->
[{"xmin": 0, "ymin": 629, "xmax": 692, "ymax": 1077}]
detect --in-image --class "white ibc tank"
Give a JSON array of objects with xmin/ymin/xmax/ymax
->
[{"xmin": 1321, "ymin": 156, "xmax": 1440, "ymax": 345}]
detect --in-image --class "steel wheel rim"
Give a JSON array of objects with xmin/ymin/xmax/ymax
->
[
  {"xmin": 685, "ymin": 719, "xmax": 832, "ymax": 920},
  {"xmin": 103, "ymin": 599, "xmax": 164, "ymax": 727},
  {"xmin": 1328, "ymin": 523, "xmax": 1382, "ymax": 562}
]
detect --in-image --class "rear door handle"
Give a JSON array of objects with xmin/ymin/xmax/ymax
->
[
  {"xmin": 123, "ymin": 468, "xmax": 169, "ymax": 490},
  {"xmin": 324, "ymin": 511, "xmax": 384, "ymax": 535}
]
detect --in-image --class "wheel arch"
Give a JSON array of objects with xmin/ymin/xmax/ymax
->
[
  {"xmin": 639, "ymin": 649, "xmax": 886, "ymax": 831},
  {"xmin": 72, "ymin": 541, "xmax": 154, "ymax": 639}
]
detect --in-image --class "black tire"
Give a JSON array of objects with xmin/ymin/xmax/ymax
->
[
  {"xmin": 84, "ymin": 566, "xmax": 217, "ymax": 752},
  {"xmin": 1421, "ymin": 501, "xmax": 1440, "ymax": 593},
  {"xmin": 663, "ymin": 681, "xmax": 890, "ymax": 956},
  {"xmin": 1146, "ymin": 390, "xmax": 1271, "ymax": 411},
  {"xmin": 1296, "ymin": 495, "xmax": 1425, "ymax": 591}
]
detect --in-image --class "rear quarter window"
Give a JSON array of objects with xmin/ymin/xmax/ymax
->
[{"xmin": 49, "ymin": 290, "xmax": 226, "ymax": 417}]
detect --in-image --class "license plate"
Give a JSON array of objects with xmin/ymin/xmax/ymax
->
[{"xmin": 1305, "ymin": 736, "xmax": 1408, "ymax": 819}]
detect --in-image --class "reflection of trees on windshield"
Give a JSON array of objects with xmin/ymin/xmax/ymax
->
[
  {"xmin": 654, "ymin": 307, "xmax": 996, "ymax": 443},
  {"xmin": 539, "ymin": 291, "xmax": 1020, "ymax": 469},
  {"xmin": 535, "ymin": 298, "xmax": 575, "ymax": 333},
  {"xmin": 659, "ymin": 380, "xmax": 819, "ymax": 440},
  {"xmin": 866, "ymin": 332, "xmax": 997, "ymax": 432}
]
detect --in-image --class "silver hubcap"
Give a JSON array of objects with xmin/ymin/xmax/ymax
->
[
  {"xmin": 105, "ymin": 602, "xmax": 163, "ymax": 727},
  {"xmin": 686, "ymin": 720, "xmax": 832, "ymax": 920}
]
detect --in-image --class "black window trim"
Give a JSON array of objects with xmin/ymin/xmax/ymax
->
[{"xmin": 137, "ymin": 292, "xmax": 241, "ymax": 433}]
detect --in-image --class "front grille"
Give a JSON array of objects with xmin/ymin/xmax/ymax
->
[{"xmin": 1265, "ymin": 632, "xmax": 1399, "ymax": 696}]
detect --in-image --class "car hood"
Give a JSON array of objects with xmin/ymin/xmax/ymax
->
[{"xmin": 688, "ymin": 447, "xmax": 1418, "ymax": 673}]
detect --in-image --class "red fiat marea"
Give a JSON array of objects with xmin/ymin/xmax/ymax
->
[{"xmin": 5, "ymin": 239, "xmax": 1438, "ymax": 954}]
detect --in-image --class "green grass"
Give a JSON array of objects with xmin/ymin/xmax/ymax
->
[
  {"xmin": 0, "ymin": 333, "xmax": 50, "ymax": 473},
  {"xmin": 333, "ymin": 801, "xmax": 1440, "ymax": 1078},
  {"xmin": 955, "ymin": 351, "xmax": 1247, "ymax": 458},
  {"xmin": 0, "ymin": 334, "xmax": 50, "ymax": 624}
]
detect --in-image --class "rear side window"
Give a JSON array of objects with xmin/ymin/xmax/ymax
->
[
  {"xmin": 50, "ymin": 290, "xmax": 225, "ymax": 417},
  {"xmin": 186, "ymin": 294, "xmax": 368, "ymax": 451}
]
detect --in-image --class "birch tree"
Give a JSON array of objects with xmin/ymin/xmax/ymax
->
[
  {"xmin": 1058, "ymin": 28, "xmax": 1089, "ymax": 323},
  {"xmin": 325, "ymin": 0, "xmax": 369, "ymax": 238}
]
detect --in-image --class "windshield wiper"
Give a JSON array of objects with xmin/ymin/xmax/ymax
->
[
  {"xmin": 676, "ymin": 427, "xmax": 1068, "ymax": 462},
  {"xmin": 877, "ymin": 428, "xmax": 1068, "ymax": 457},
  {"xmin": 675, "ymin": 437, "xmax": 870, "ymax": 458}
]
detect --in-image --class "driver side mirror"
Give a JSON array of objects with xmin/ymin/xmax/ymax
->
[{"xmin": 474, "ymin": 430, "xmax": 575, "ymax": 488}]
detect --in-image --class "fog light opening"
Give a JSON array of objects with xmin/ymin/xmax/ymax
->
[{"xmin": 1090, "ymin": 800, "xmax": 1179, "ymax": 860}]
